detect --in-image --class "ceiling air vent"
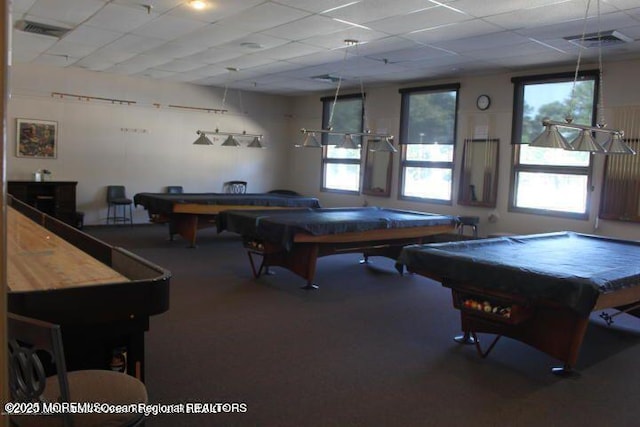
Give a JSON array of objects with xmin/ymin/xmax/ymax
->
[
  {"xmin": 564, "ymin": 30, "xmax": 633, "ymax": 48},
  {"xmin": 15, "ymin": 19, "xmax": 70, "ymax": 38},
  {"xmin": 311, "ymin": 74, "xmax": 340, "ymax": 83}
]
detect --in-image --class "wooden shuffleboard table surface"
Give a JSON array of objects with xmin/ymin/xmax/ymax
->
[{"xmin": 7, "ymin": 206, "xmax": 128, "ymax": 292}]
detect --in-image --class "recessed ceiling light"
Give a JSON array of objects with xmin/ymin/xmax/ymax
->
[{"xmin": 189, "ymin": 1, "xmax": 208, "ymax": 10}]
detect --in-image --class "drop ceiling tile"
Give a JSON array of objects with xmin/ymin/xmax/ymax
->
[
  {"xmin": 83, "ymin": 3, "xmax": 157, "ymax": 33},
  {"xmin": 484, "ymin": 0, "xmax": 619, "ymax": 31},
  {"xmin": 60, "ymin": 25, "xmax": 122, "ymax": 46},
  {"xmin": 517, "ymin": 11, "xmax": 640, "ymax": 40},
  {"xmin": 156, "ymin": 58, "xmax": 209, "ymax": 72},
  {"xmin": 450, "ymin": 0, "xmax": 574, "ymax": 18},
  {"xmin": 404, "ymin": 19, "xmax": 504, "ymax": 44},
  {"xmin": 31, "ymin": 53, "xmax": 80, "ymax": 67},
  {"xmin": 247, "ymin": 60, "xmax": 306, "ymax": 74},
  {"xmin": 27, "ymin": 0, "xmax": 107, "ymax": 26},
  {"xmin": 368, "ymin": 7, "xmax": 470, "ymax": 35},
  {"xmin": 104, "ymin": 34, "xmax": 167, "ymax": 54},
  {"xmin": 301, "ymin": 28, "xmax": 389, "ymax": 50},
  {"xmin": 160, "ymin": 70, "xmax": 214, "ymax": 83},
  {"xmin": 46, "ymin": 40, "xmax": 99, "ymax": 58},
  {"xmin": 340, "ymin": 58, "xmax": 410, "ymax": 78},
  {"xmin": 219, "ymin": 54, "xmax": 276, "ymax": 70},
  {"xmin": 607, "ymin": 0, "xmax": 640, "ymax": 10},
  {"xmin": 12, "ymin": 30, "xmax": 58, "ymax": 54},
  {"xmin": 271, "ymin": 0, "xmax": 362, "ymax": 14},
  {"xmin": 219, "ymin": 2, "xmax": 310, "ymax": 33},
  {"xmin": 181, "ymin": 47, "xmax": 245, "ymax": 65},
  {"xmin": 432, "ymin": 31, "xmax": 532, "ymax": 53},
  {"xmin": 137, "ymin": 69, "xmax": 176, "ymax": 79},
  {"xmin": 145, "ymin": 42, "xmax": 208, "ymax": 60},
  {"xmin": 76, "ymin": 46, "xmax": 137, "ymax": 65},
  {"xmin": 623, "ymin": 6, "xmax": 640, "ymax": 18},
  {"xmin": 12, "ymin": 0, "xmax": 38, "ymax": 14},
  {"xmin": 174, "ymin": 23, "xmax": 253, "ymax": 48},
  {"xmin": 167, "ymin": 0, "xmax": 264, "ymax": 21},
  {"xmin": 250, "ymin": 42, "xmax": 326, "ymax": 61},
  {"xmin": 73, "ymin": 55, "xmax": 120, "ymax": 71},
  {"xmin": 116, "ymin": 54, "xmax": 173, "ymax": 70},
  {"xmin": 132, "ymin": 14, "xmax": 210, "ymax": 41},
  {"xmin": 284, "ymin": 49, "xmax": 348, "ymax": 66},
  {"xmin": 465, "ymin": 41, "xmax": 568, "ymax": 60},
  {"xmin": 398, "ymin": 54, "xmax": 474, "ymax": 70},
  {"xmin": 352, "ymin": 37, "xmax": 419, "ymax": 56},
  {"xmin": 215, "ymin": 33, "xmax": 291, "ymax": 51},
  {"xmin": 324, "ymin": 0, "xmax": 438, "ymax": 25},
  {"xmin": 492, "ymin": 51, "xmax": 575, "ymax": 69},
  {"xmin": 9, "ymin": 0, "xmax": 640, "ymax": 95},
  {"xmin": 277, "ymin": 62, "xmax": 344, "ymax": 80},
  {"xmin": 112, "ymin": 0, "xmax": 183, "ymax": 14},
  {"xmin": 260, "ymin": 15, "xmax": 353, "ymax": 41}
]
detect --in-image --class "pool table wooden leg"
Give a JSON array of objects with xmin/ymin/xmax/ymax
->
[{"xmin": 172, "ymin": 214, "xmax": 199, "ymax": 247}]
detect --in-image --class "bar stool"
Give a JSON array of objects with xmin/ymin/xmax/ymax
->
[
  {"xmin": 458, "ymin": 216, "xmax": 479, "ymax": 238},
  {"xmin": 223, "ymin": 181, "xmax": 247, "ymax": 194},
  {"xmin": 106, "ymin": 185, "xmax": 133, "ymax": 225}
]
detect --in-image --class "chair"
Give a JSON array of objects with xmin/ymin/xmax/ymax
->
[
  {"xmin": 457, "ymin": 216, "xmax": 479, "ymax": 238},
  {"xmin": 7, "ymin": 313, "xmax": 148, "ymax": 427},
  {"xmin": 106, "ymin": 185, "xmax": 133, "ymax": 225},
  {"xmin": 223, "ymin": 180, "xmax": 247, "ymax": 194},
  {"xmin": 165, "ymin": 186, "xmax": 183, "ymax": 194}
]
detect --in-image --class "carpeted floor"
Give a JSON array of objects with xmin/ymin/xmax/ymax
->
[{"xmin": 86, "ymin": 224, "xmax": 640, "ymax": 427}]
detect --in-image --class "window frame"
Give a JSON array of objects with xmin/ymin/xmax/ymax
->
[
  {"xmin": 509, "ymin": 70, "xmax": 599, "ymax": 220},
  {"xmin": 397, "ymin": 83, "xmax": 460, "ymax": 205},
  {"xmin": 320, "ymin": 93, "xmax": 364, "ymax": 195}
]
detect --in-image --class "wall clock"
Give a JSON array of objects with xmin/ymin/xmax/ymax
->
[{"xmin": 476, "ymin": 94, "xmax": 491, "ymax": 111}]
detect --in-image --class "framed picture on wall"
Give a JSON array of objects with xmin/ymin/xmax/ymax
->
[{"xmin": 16, "ymin": 118, "xmax": 58, "ymax": 158}]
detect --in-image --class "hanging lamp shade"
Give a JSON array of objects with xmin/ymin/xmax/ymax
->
[
  {"xmin": 221, "ymin": 134, "xmax": 241, "ymax": 147},
  {"xmin": 530, "ymin": 125, "xmax": 573, "ymax": 150},
  {"xmin": 296, "ymin": 132, "xmax": 322, "ymax": 148},
  {"xmin": 337, "ymin": 134, "xmax": 359, "ymax": 149},
  {"xmin": 372, "ymin": 137, "xmax": 398, "ymax": 153},
  {"xmin": 248, "ymin": 136, "xmax": 265, "ymax": 148},
  {"xmin": 193, "ymin": 132, "xmax": 214, "ymax": 145},
  {"xmin": 602, "ymin": 132, "xmax": 636, "ymax": 155},
  {"xmin": 570, "ymin": 129, "xmax": 604, "ymax": 153}
]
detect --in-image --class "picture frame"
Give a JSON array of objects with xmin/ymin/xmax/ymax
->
[{"xmin": 16, "ymin": 118, "xmax": 58, "ymax": 158}]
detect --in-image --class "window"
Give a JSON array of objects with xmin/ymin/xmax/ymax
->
[
  {"xmin": 321, "ymin": 94, "xmax": 363, "ymax": 193},
  {"xmin": 398, "ymin": 84, "xmax": 459, "ymax": 203},
  {"xmin": 511, "ymin": 71, "xmax": 598, "ymax": 218}
]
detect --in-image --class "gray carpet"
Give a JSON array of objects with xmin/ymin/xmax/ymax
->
[{"xmin": 86, "ymin": 225, "xmax": 640, "ymax": 427}]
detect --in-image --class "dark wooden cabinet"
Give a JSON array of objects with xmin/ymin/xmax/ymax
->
[{"xmin": 8, "ymin": 181, "xmax": 78, "ymax": 226}]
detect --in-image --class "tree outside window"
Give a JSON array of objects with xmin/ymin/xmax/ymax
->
[
  {"xmin": 321, "ymin": 94, "xmax": 363, "ymax": 193},
  {"xmin": 399, "ymin": 84, "xmax": 459, "ymax": 203},
  {"xmin": 511, "ymin": 71, "xmax": 598, "ymax": 218}
]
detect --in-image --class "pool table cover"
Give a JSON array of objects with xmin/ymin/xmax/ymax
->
[
  {"xmin": 134, "ymin": 192, "xmax": 321, "ymax": 214},
  {"xmin": 218, "ymin": 207, "xmax": 460, "ymax": 250},
  {"xmin": 397, "ymin": 231, "xmax": 640, "ymax": 316}
]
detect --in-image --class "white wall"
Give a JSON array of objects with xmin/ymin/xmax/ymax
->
[
  {"xmin": 289, "ymin": 58, "xmax": 640, "ymax": 241},
  {"xmin": 8, "ymin": 59, "xmax": 640, "ymax": 240},
  {"xmin": 7, "ymin": 64, "xmax": 292, "ymax": 225}
]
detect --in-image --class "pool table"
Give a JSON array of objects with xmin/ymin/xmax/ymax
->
[
  {"xmin": 134, "ymin": 192, "xmax": 321, "ymax": 247},
  {"xmin": 218, "ymin": 207, "xmax": 459, "ymax": 289},
  {"xmin": 397, "ymin": 231, "xmax": 640, "ymax": 374}
]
